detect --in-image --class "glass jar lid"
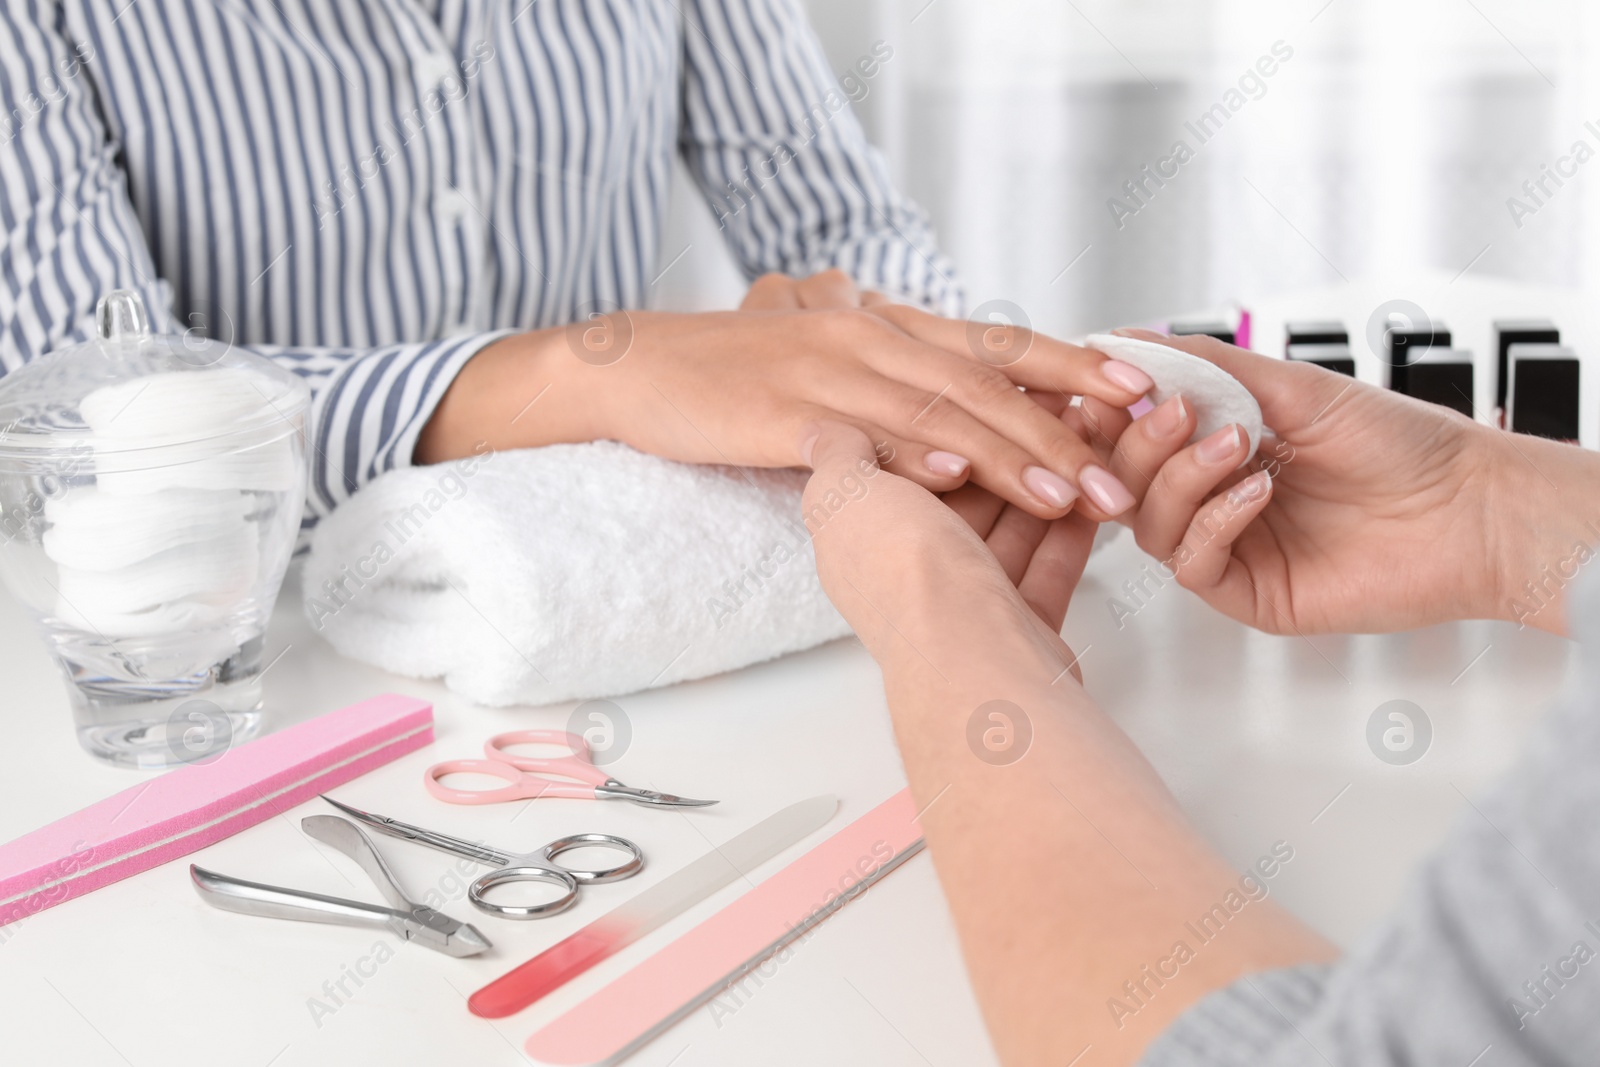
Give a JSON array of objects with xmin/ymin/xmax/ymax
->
[{"xmin": 0, "ymin": 291, "xmax": 311, "ymax": 473}]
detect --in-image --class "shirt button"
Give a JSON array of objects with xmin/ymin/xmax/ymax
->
[
  {"xmin": 437, "ymin": 188, "xmax": 471, "ymax": 222},
  {"xmin": 415, "ymin": 53, "xmax": 457, "ymax": 93}
]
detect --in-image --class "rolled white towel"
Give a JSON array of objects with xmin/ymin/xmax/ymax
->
[{"xmin": 302, "ymin": 442, "xmax": 851, "ymax": 707}]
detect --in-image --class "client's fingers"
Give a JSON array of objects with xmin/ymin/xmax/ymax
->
[
  {"xmin": 873, "ymin": 303, "xmax": 1155, "ymax": 409},
  {"xmin": 871, "ymin": 433, "xmax": 974, "ymax": 493},
  {"xmin": 741, "ymin": 272, "xmax": 804, "ymax": 311},
  {"xmin": 1131, "ymin": 423, "xmax": 1252, "ymax": 561},
  {"xmin": 1016, "ymin": 511, "xmax": 1098, "ymax": 638},
  {"xmin": 797, "ymin": 268, "xmax": 862, "ymax": 309},
  {"xmin": 1028, "ymin": 390, "xmax": 1071, "ymax": 418}
]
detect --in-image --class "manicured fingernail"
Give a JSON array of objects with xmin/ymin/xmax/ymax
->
[
  {"xmin": 1146, "ymin": 395, "xmax": 1186, "ymax": 438},
  {"xmin": 924, "ymin": 450, "xmax": 970, "ymax": 477},
  {"xmin": 1231, "ymin": 470, "xmax": 1272, "ymax": 502},
  {"xmin": 1100, "ymin": 360, "xmax": 1154, "ymax": 395},
  {"xmin": 799, "ymin": 432, "xmax": 820, "ymax": 466},
  {"xmin": 1196, "ymin": 424, "xmax": 1242, "ymax": 466},
  {"xmin": 1078, "ymin": 465, "xmax": 1136, "ymax": 515},
  {"xmin": 1023, "ymin": 465, "xmax": 1078, "ymax": 509}
]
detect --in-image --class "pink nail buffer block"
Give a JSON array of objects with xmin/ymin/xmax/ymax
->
[{"xmin": 0, "ymin": 693, "xmax": 433, "ymax": 926}]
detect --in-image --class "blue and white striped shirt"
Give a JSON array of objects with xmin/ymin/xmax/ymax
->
[{"xmin": 0, "ymin": 0, "xmax": 959, "ymax": 522}]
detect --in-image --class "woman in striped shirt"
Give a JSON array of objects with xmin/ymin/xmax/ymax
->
[{"xmin": 1, "ymin": 0, "xmax": 1149, "ymax": 529}]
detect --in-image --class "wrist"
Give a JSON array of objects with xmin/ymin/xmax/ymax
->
[
  {"xmin": 568, "ymin": 308, "xmax": 679, "ymax": 447},
  {"xmin": 416, "ymin": 327, "xmax": 609, "ymax": 463},
  {"xmin": 872, "ymin": 557, "xmax": 1074, "ymax": 693},
  {"xmin": 1483, "ymin": 428, "xmax": 1600, "ymax": 635}
]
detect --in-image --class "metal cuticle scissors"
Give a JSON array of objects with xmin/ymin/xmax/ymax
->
[{"xmin": 320, "ymin": 794, "xmax": 644, "ymax": 920}]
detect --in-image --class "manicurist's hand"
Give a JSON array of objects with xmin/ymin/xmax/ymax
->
[
  {"xmin": 800, "ymin": 420, "xmax": 1096, "ymax": 676},
  {"xmin": 1103, "ymin": 330, "xmax": 1600, "ymax": 636},
  {"xmin": 799, "ymin": 421, "xmax": 1333, "ymax": 1067},
  {"xmin": 415, "ymin": 289, "xmax": 1155, "ymax": 521}
]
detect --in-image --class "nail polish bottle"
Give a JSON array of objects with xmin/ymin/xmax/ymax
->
[
  {"xmin": 1170, "ymin": 321, "xmax": 1235, "ymax": 344},
  {"xmin": 1399, "ymin": 347, "xmax": 1474, "ymax": 417},
  {"xmin": 1506, "ymin": 343, "xmax": 1580, "ymax": 443},
  {"xmin": 1491, "ymin": 319, "xmax": 1559, "ymax": 421},
  {"xmin": 1384, "ymin": 320, "xmax": 1450, "ymax": 393},
  {"xmin": 1286, "ymin": 343, "xmax": 1355, "ymax": 377},
  {"xmin": 1284, "ymin": 320, "xmax": 1348, "ymax": 350}
]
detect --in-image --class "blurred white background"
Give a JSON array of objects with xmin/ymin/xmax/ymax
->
[{"xmin": 656, "ymin": 0, "xmax": 1600, "ymax": 339}]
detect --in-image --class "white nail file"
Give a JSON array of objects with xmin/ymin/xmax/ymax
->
[{"xmin": 470, "ymin": 795, "xmax": 840, "ymax": 1018}]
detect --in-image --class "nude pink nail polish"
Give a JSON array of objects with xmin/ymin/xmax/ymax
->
[
  {"xmin": 1100, "ymin": 360, "xmax": 1154, "ymax": 395},
  {"xmin": 1022, "ymin": 466, "xmax": 1078, "ymax": 509},
  {"xmin": 1078, "ymin": 465, "xmax": 1136, "ymax": 515},
  {"xmin": 924, "ymin": 450, "xmax": 970, "ymax": 477},
  {"xmin": 1196, "ymin": 425, "xmax": 1242, "ymax": 466},
  {"xmin": 1146, "ymin": 396, "xmax": 1187, "ymax": 438}
]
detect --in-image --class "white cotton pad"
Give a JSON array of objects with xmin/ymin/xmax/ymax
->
[
  {"xmin": 44, "ymin": 488, "xmax": 254, "ymax": 571},
  {"xmin": 1085, "ymin": 333, "xmax": 1262, "ymax": 463}
]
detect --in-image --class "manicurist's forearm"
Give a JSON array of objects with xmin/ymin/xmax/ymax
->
[
  {"xmin": 1486, "ymin": 430, "xmax": 1600, "ymax": 636},
  {"xmin": 879, "ymin": 614, "xmax": 1333, "ymax": 1067}
]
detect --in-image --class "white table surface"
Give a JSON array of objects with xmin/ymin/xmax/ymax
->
[{"xmin": 0, "ymin": 275, "xmax": 1589, "ymax": 1066}]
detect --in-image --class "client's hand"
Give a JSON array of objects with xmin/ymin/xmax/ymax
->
[
  {"xmin": 418, "ymin": 288, "xmax": 1154, "ymax": 523},
  {"xmin": 736, "ymin": 267, "xmax": 894, "ymax": 310},
  {"xmin": 1102, "ymin": 330, "xmax": 1600, "ymax": 636}
]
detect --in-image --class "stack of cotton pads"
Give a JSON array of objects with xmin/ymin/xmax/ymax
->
[
  {"xmin": 44, "ymin": 369, "xmax": 293, "ymax": 636},
  {"xmin": 79, "ymin": 369, "xmax": 301, "ymax": 494},
  {"xmin": 1085, "ymin": 333, "xmax": 1263, "ymax": 462}
]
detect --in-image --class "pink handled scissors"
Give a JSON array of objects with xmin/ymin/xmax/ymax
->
[{"xmin": 424, "ymin": 730, "xmax": 718, "ymax": 808}]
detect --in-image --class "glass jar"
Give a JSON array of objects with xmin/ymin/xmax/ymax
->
[{"xmin": 0, "ymin": 291, "xmax": 309, "ymax": 767}]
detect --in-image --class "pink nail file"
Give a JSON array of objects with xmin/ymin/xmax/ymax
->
[
  {"xmin": 0, "ymin": 693, "xmax": 433, "ymax": 926},
  {"xmin": 524, "ymin": 789, "xmax": 926, "ymax": 1066}
]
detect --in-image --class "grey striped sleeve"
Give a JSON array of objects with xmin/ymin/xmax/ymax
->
[
  {"xmin": 1139, "ymin": 569, "xmax": 1600, "ymax": 1067},
  {"xmin": 3, "ymin": 0, "xmax": 964, "ymax": 530},
  {"xmin": 1137, "ymin": 966, "xmax": 1331, "ymax": 1067},
  {"xmin": 0, "ymin": 7, "xmax": 507, "ymax": 521},
  {"xmin": 0, "ymin": 5, "xmax": 172, "ymax": 370},
  {"xmin": 678, "ymin": 0, "xmax": 963, "ymax": 315},
  {"xmin": 256, "ymin": 332, "xmax": 515, "ymax": 519}
]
